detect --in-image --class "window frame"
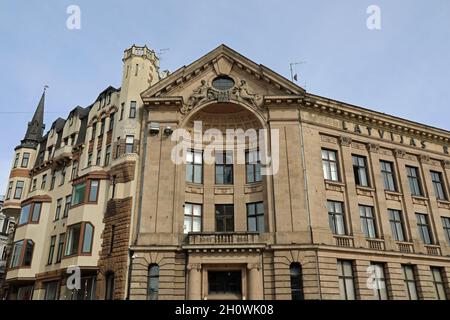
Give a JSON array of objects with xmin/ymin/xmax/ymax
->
[
  {"xmin": 71, "ymin": 179, "xmax": 100, "ymax": 208},
  {"xmin": 9, "ymin": 239, "xmax": 34, "ymax": 269},
  {"xmin": 63, "ymin": 222, "xmax": 95, "ymax": 258},
  {"xmin": 431, "ymin": 171, "xmax": 447, "ymax": 201},
  {"xmin": 129, "ymin": 101, "xmax": 137, "ymax": 119},
  {"xmin": 246, "ymin": 149, "xmax": 262, "ymax": 184},
  {"xmin": 352, "ymin": 154, "xmax": 370, "ymax": 187},
  {"xmin": 18, "ymin": 202, "xmax": 42, "ymax": 226},
  {"xmin": 370, "ymin": 262, "xmax": 389, "ymax": 300},
  {"xmin": 147, "ymin": 264, "xmax": 160, "ymax": 300},
  {"xmin": 337, "ymin": 260, "xmax": 356, "ymax": 300},
  {"xmin": 47, "ymin": 235, "xmax": 56, "ymax": 265},
  {"xmin": 402, "ymin": 264, "xmax": 419, "ymax": 300},
  {"xmin": 321, "ymin": 149, "xmax": 339, "ymax": 182},
  {"xmin": 246, "ymin": 202, "xmax": 265, "ymax": 233},
  {"xmin": 184, "ymin": 203, "xmax": 202, "ymax": 234},
  {"xmin": 14, "ymin": 180, "xmax": 25, "ymax": 199},
  {"xmin": 327, "ymin": 200, "xmax": 347, "ymax": 235},
  {"xmin": 125, "ymin": 135, "xmax": 134, "ymax": 154},
  {"xmin": 290, "ymin": 263, "xmax": 304, "ymax": 300},
  {"xmin": 416, "ymin": 213, "xmax": 433, "ymax": 245},
  {"xmin": 215, "ymin": 151, "xmax": 234, "ymax": 185},
  {"xmin": 380, "ymin": 160, "xmax": 397, "ymax": 192},
  {"xmin": 21, "ymin": 152, "xmax": 30, "ymax": 168},
  {"xmin": 185, "ymin": 150, "xmax": 203, "ymax": 184},
  {"xmin": 431, "ymin": 267, "xmax": 447, "ymax": 300},
  {"xmin": 442, "ymin": 217, "xmax": 450, "ymax": 245},
  {"xmin": 406, "ymin": 166, "xmax": 423, "ymax": 197},
  {"xmin": 388, "ymin": 209, "xmax": 406, "ymax": 242},
  {"xmin": 359, "ymin": 205, "xmax": 377, "ymax": 239},
  {"xmin": 215, "ymin": 204, "xmax": 235, "ymax": 232}
]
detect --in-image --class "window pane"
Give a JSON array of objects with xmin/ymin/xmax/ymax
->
[
  {"xmin": 89, "ymin": 180, "xmax": 99, "ymax": 202},
  {"xmin": 31, "ymin": 203, "xmax": 41, "ymax": 222},
  {"xmin": 72, "ymin": 183, "xmax": 86, "ymax": 205},
  {"xmin": 82, "ymin": 224, "xmax": 93, "ymax": 253},
  {"xmin": 19, "ymin": 204, "xmax": 31, "ymax": 225}
]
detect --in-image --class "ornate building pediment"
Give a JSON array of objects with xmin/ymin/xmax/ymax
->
[{"xmin": 141, "ymin": 44, "xmax": 305, "ymax": 116}]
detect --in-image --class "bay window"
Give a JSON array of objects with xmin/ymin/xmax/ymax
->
[
  {"xmin": 72, "ymin": 180, "xmax": 100, "ymax": 206},
  {"xmin": 10, "ymin": 239, "xmax": 34, "ymax": 268},
  {"xmin": 18, "ymin": 202, "xmax": 42, "ymax": 226},
  {"xmin": 64, "ymin": 222, "xmax": 94, "ymax": 257}
]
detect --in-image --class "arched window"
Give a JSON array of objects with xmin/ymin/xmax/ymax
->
[
  {"xmin": 147, "ymin": 264, "xmax": 160, "ymax": 300},
  {"xmin": 290, "ymin": 263, "xmax": 304, "ymax": 300}
]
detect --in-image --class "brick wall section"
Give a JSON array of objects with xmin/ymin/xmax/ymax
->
[
  {"xmin": 108, "ymin": 161, "xmax": 136, "ymax": 183},
  {"xmin": 96, "ymin": 197, "xmax": 133, "ymax": 300}
]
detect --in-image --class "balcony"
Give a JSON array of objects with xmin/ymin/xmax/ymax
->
[
  {"xmin": 185, "ymin": 232, "xmax": 264, "ymax": 249},
  {"xmin": 333, "ymin": 235, "xmax": 354, "ymax": 248},
  {"xmin": 425, "ymin": 244, "xmax": 441, "ymax": 256},
  {"xmin": 366, "ymin": 238, "xmax": 385, "ymax": 251},
  {"xmin": 396, "ymin": 241, "xmax": 414, "ymax": 253},
  {"xmin": 53, "ymin": 145, "xmax": 73, "ymax": 162}
]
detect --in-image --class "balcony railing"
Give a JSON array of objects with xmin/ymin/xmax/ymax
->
[
  {"xmin": 53, "ymin": 145, "xmax": 73, "ymax": 161},
  {"xmin": 187, "ymin": 232, "xmax": 261, "ymax": 246},
  {"xmin": 425, "ymin": 244, "xmax": 441, "ymax": 256},
  {"xmin": 397, "ymin": 242, "xmax": 414, "ymax": 253},
  {"xmin": 333, "ymin": 235, "xmax": 354, "ymax": 248},
  {"xmin": 367, "ymin": 238, "xmax": 385, "ymax": 251}
]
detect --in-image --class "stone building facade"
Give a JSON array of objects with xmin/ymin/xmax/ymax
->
[{"xmin": 2, "ymin": 44, "xmax": 450, "ymax": 300}]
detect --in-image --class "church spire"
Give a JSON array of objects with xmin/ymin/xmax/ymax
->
[{"xmin": 19, "ymin": 87, "xmax": 47, "ymax": 149}]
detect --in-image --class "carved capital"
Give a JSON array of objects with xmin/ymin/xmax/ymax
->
[
  {"xmin": 394, "ymin": 148, "xmax": 406, "ymax": 158},
  {"xmin": 442, "ymin": 160, "xmax": 450, "ymax": 169},
  {"xmin": 366, "ymin": 143, "xmax": 379, "ymax": 153},
  {"xmin": 339, "ymin": 136, "xmax": 352, "ymax": 147},
  {"xmin": 419, "ymin": 154, "xmax": 431, "ymax": 164},
  {"xmin": 247, "ymin": 263, "xmax": 261, "ymax": 271},
  {"xmin": 187, "ymin": 263, "xmax": 202, "ymax": 272}
]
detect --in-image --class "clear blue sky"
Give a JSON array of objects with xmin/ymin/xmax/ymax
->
[{"xmin": 1, "ymin": 0, "xmax": 449, "ymax": 193}]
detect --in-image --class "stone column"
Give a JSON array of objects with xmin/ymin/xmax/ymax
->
[
  {"xmin": 247, "ymin": 263, "xmax": 263, "ymax": 300},
  {"xmin": 188, "ymin": 264, "xmax": 202, "ymax": 300}
]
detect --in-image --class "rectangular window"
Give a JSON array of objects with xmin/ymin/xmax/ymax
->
[
  {"xmin": 31, "ymin": 178, "xmax": 37, "ymax": 192},
  {"xmin": 31, "ymin": 203, "xmax": 41, "ymax": 222},
  {"xmin": 72, "ymin": 183, "xmax": 86, "ymax": 207},
  {"xmin": 18, "ymin": 202, "xmax": 41, "ymax": 225},
  {"xmin": 44, "ymin": 281, "xmax": 59, "ymax": 300},
  {"xmin": 18, "ymin": 204, "xmax": 31, "ymax": 225},
  {"xmin": 71, "ymin": 161, "xmax": 79, "ymax": 180},
  {"xmin": 431, "ymin": 171, "xmax": 447, "ymax": 200},
  {"xmin": 215, "ymin": 204, "xmax": 234, "ymax": 232},
  {"xmin": 352, "ymin": 155, "xmax": 370, "ymax": 187},
  {"xmin": 65, "ymin": 223, "xmax": 94, "ymax": 256},
  {"xmin": 9, "ymin": 240, "xmax": 34, "ymax": 268},
  {"xmin": 215, "ymin": 151, "xmax": 233, "ymax": 185},
  {"xmin": 443, "ymin": 217, "xmax": 450, "ymax": 245},
  {"xmin": 41, "ymin": 174, "xmax": 47, "ymax": 190},
  {"xmin": 105, "ymin": 145, "xmax": 111, "ymax": 166},
  {"xmin": 416, "ymin": 213, "xmax": 433, "ymax": 244},
  {"xmin": 6, "ymin": 181, "xmax": 13, "ymax": 200},
  {"xmin": 88, "ymin": 180, "xmax": 99, "ymax": 202},
  {"xmin": 109, "ymin": 113, "xmax": 115, "ymax": 132},
  {"xmin": 403, "ymin": 265, "xmax": 418, "ymax": 300},
  {"xmin": 246, "ymin": 150, "xmax": 262, "ymax": 183},
  {"xmin": 120, "ymin": 103, "xmax": 124, "ymax": 120},
  {"xmin": 431, "ymin": 267, "xmax": 447, "ymax": 300},
  {"xmin": 389, "ymin": 209, "xmax": 405, "ymax": 242},
  {"xmin": 87, "ymin": 153, "xmax": 93, "ymax": 167},
  {"xmin": 47, "ymin": 236, "xmax": 56, "ymax": 265},
  {"xmin": 82, "ymin": 223, "xmax": 94, "ymax": 253},
  {"xmin": 55, "ymin": 198, "xmax": 62, "ymax": 221},
  {"xmin": 100, "ymin": 118, "xmax": 106, "ymax": 136},
  {"xmin": 21, "ymin": 153, "xmax": 30, "ymax": 168},
  {"xmin": 96, "ymin": 149, "xmax": 102, "ymax": 166},
  {"xmin": 14, "ymin": 181, "xmax": 24, "ymax": 199},
  {"xmin": 91, "ymin": 123, "xmax": 97, "ymax": 140},
  {"xmin": 186, "ymin": 150, "xmax": 203, "ymax": 184},
  {"xmin": 407, "ymin": 166, "xmax": 423, "ymax": 196},
  {"xmin": 115, "ymin": 137, "xmax": 121, "ymax": 159},
  {"xmin": 56, "ymin": 233, "xmax": 65, "ymax": 263},
  {"xmin": 327, "ymin": 201, "xmax": 346, "ymax": 235},
  {"xmin": 380, "ymin": 160, "xmax": 396, "ymax": 191},
  {"xmin": 247, "ymin": 202, "xmax": 265, "ymax": 232},
  {"xmin": 360, "ymin": 205, "xmax": 377, "ymax": 238},
  {"xmin": 60, "ymin": 167, "xmax": 66, "ymax": 186},
  {"xmin": 13, "ymin": 153, "xmax": 20, "ymax": 168},
  {"xmin": 129, "ymin": 101, "xmax": 137, "ymax": 118},
  {"xmin": 370, "ymin": 263, "xmax": 389, "ymax": 300},
  {"xmin": 337, "ymin": 260, "xmax": 356, "ymax": 300},
  {"xmin": 125, "ymin": 136, "xmax": 134, "ymax": 154},
  {"xmin": 50, "ymin": 173, "xmax": 56, "ymax": 190},
  {"xmin": 10, "ymin": 240, "xmax": 23, "ymax": 268},
  {"xmin": 322, "ymin": 149, "xmax": 339, "ymax": 181},
  {"xmin": 63, "ymin": 195, "xmax": 71, "ymax": 218},
  {"xmin": 184, "ymin": 203, "xmax": 202, "ymax": 234}
]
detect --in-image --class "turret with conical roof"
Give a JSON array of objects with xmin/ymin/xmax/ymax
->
[{"xmin": 18, "ymin": 89, "xmax": 46, "ymax": 149}]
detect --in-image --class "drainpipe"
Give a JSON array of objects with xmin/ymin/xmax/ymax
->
[
  {"xmin": 126, "ymin": 249, "xmax": 134, "ymax": 300},
  {"xmin": 297, "ymin": 104, "xmax": 322, "ymax": 299}
]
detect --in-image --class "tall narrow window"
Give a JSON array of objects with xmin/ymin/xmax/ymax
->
[
  {"xmin": 105, "ymin": 272, "xmax": 115, "ymax": 300},
  {"xmin": 60, "ymin": 167, "xmax": 66, "ymax": 186},
  {"xmin": 247, "ymin": 202, "xmax": 265, "ymax": 232},
  {"xmin": 96, "ymin": 149, "xmax": 102, "ymax": 166},
  {"xmin": 147, "ymin": 265, "xmax": 159, "ymax": 300},
  {"xmin": 327, "ymin": 201, "xmax": 346, "ymax": 235},
  {"xmin": 91, "ymin": 122, "xmax": 97, "ymax": 140},
  {"xmin": 65, "ymin": 224, "xmax": 81, "ymax": 256},
  {"xmin": 380, "ymin": 160, "xmax": 396, "ymax": 191},
  {"xmin": 72, "ymin": 182, "xmax": 86, "ymax": 206},
  {"xmin": 87, "ymin": 153, "xmax": 93, "ymax": 167},
  {"xmin": 82, "ymin": 223, "xmax": 94, "ymax": 253},
  {"xmin": 431, "ymin": 267, "xmax": 447, "ymax": 300},
  {"xmin": 105, "ymin": 145, "xmax": 111, "ymax": 166},
  {"xmin": 184, "ymin": 203, "xmax": 202, "ymax": 234},
  {"xmin": 129, "ymin": 101, "xmax": 137, "ymax": 118},
  {"xmin": 109, "ymin": 113, "xmax": 115, "ymax": 132},
  {"xmin": 21, "ymin": 153, "xmax": 30, "ymax": 168},
  {"xmin": 56, "ymin": 233, "xmax": 65, "ymax": 263},
  {"xmin": 246, "ymin": 150, "xmax": 261, "ymax": 183},
  {"xmin": 18, "ymin": 204, "xmax": 31, "ymax": 225},
  {"xmin": 41, "ymin": 174, "xmax": 47, "ymax": 190},
  {"xmin": 359, "ymin": 205, "xmax": 377, "ymax": 238},
  {"xmin": 406, "ymin": 166, "xmax": 423, "ymax": 196},
  {"xmin": 50, "ymin": 172, "xmax": 56, "ymax": 190},
  {"xmin": 111, "ymin": 176, "xmax": 117, "ymax": 199},
  {"xmin": 215, "ymin": 204, "xmax": 234, "ymax": 232},
  {"xmin": 322, "ymin": 149, "xmax": 339, "ymax": 181},
  {"xmin": 31, "ymin": 202, "xmax": 41, "ymax": 222},
  {"xmin": 431, "ymin": 171, "xmax": 447, "ymax": 200},
  {"xmin": 369, "ymin": 263, "xmax": 389, "ymax": 300},
  {"xmin": 337, "ymin": 260, "xmax": 356, "ymax": 300},
  {"xmin": 186, "ymin": 150, "xmax": 203, "ymax": 184},
  {"xmin": 388, "ymin": 209, "xmax": 405, "ymax": 242},
  {"xmin": 10, "ymin": 240, "xmax": 24, "ymax": 268},
  {"xmin": 352, "ymin": 155, "xmax": 369, "ymax": 187},
  {"xmin": 100, "ymin": 118, "xmax": 106, "ymax": 136},
  {"xmin": 13, "ymin": 153, "xmax": 20, "ymax": 168},
  {"xmin": 22, "ymin": 240, "xmax": 34, "ymax": 267},
  {"xmin": 290, "ymin": 263, "xmax": 304, "ymax": 300},
  {"xmin": 63, "ymin": 195, "xmax": 71, "ymax": 218},
  {"xmin": 125, "ymin": 136, "xmax": 134, "ymax": 154},
  {"xmin": 44, "ymin": 281, "xmax": 59, "ymax": 300},
  {"xmin": 55, "ymin": 198, "xmax": 62, "ymax": 221},
  {"xmin": 403, "ymin": 265, "xmax": 418, "ymax": 300},
  {"xmin": 416, "ymin": 213, "xmax": 433, "ymax": 244},
  {"xmin": 89, "ymin": 180, "xmax": 99, "ymax": 202},
  {"xmin": 71, "ymin": 161, "xmax": 79, "ymax": 180},
  {"xmin": 14, "ymin": 181, "xmax": 24, "ymax": 199},
  {"xmin": 120, "ymin": 103, "xmax": 124, "ymax": 120},
  {"xmin": 442, "ymin": 217, "xmax": 450, "ymax": 245},
  {"xmin": 6, "ymin": 181, "xmax": 13, "ymax": 200},
  {"xmin": 215, "ymin": 151, "xmax": 233, "ymax": 185},
  {"xmin": 47, "ymin": 236, "xmax": 56, "ymax": 265}
]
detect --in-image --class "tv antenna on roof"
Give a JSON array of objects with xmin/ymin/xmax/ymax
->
[
  {"xmin": 157, "ymin": 48, "xmax": 170, "ymax": 60},
  {"xmin": 289, "ymin": 62, "xmax": 306, "ymax": 83}
]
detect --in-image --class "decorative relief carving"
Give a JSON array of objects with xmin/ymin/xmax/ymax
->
[
  {"xmin": 443, "ymin": 160, "xmax": 450, "ymax": 169},
  {"xmin": 186, "ymin": 186, "xmax": 204, "ymax": 194},
  {"xmin": 419, "ymin": 155, "xmax": 431, "ymax": 164},
  {"xmin": 351, "ymin": 142, "xmax": 366, "ymax": 150},
  {"xmin": 247, "ymin": 263, "xmax": 261, "ymax": 271},
  {"xmin": 320, "ymin": 134, "xmax": 338, "ymax": 144},
  {"xmin": 366, "ymin": 143, "xmax": 380, "ymax": 153},
  {"xmin": 182, "ymin": 78, "xmax": 263, "ymax": 115},
  {"xmin": 356, "ymin": 187, "xmax": 373, "ymax": 197},
  {"xmin": 385, "ymin": 191, "xmax": 401, "ymax": 202},
  {"xmin": 437, "ymin": 200, "xmax": 450, "ymax": 210},
  {"xmin": 394, "ymin": 149, "xmax": 406, "ymax": 158},
  {"xmin": 187, "ymin": 264, "xmax": 202, "ymax": 272},
  {"xmin": 412, "ymin": 197, "xmax": 427, "ymax": 206},
  {"xmin": 244, "ymin": 185, "xmax": 263, "ymax": 194},
  {"xmin": 325, "ymin": 181, "xmax": 344, "ymax": 193},
  {"xmin": 339, "ymin": 136, "xmax": 352, "ymax": 147},
  {"xmin": 214, "ymin": 187, "xmax": 234, "ymax": 195}
]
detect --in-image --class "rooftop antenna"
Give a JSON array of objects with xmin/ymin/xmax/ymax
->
[
  {"xmin": 157, "ymin": 48, "xmax": 170, "ymax": 60},
  {"xmin": 289, "ymin": 62, "xmax": 306, "ymax": 83},
  {"xmin": 44, "ymin": 85, "xmax": 49, "ymax": 92}
]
